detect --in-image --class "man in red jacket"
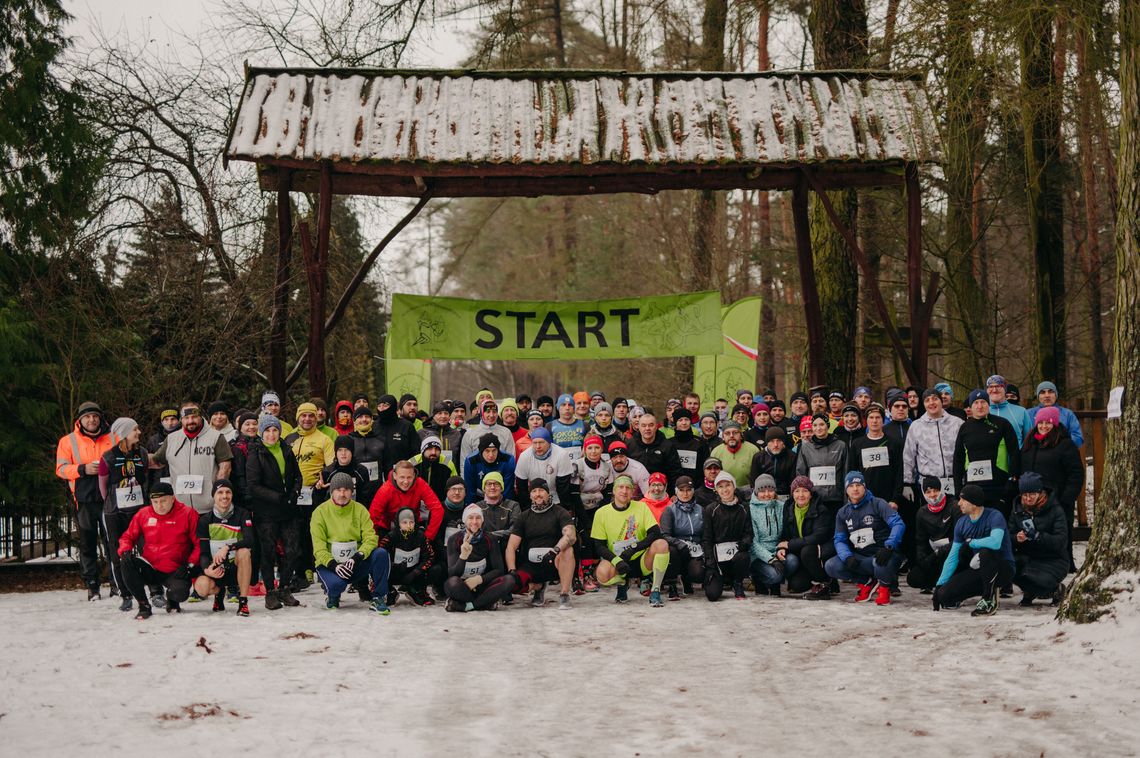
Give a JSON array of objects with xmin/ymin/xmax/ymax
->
[
  {"xmin": 369, "ymin": 460, "xmax": 444, "ymax": 540},
  {"xmin": 117, "ymin": 482, "xmax": 200, "ymax": 620}
]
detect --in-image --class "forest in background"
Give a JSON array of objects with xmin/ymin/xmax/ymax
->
[{"xmin": 0, "ymin": 0, "xmax": 1124, "ymax": 509}]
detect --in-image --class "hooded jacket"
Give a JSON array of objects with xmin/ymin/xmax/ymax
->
[
  {"xmin": 901, "ymin": 412, "xmax": 964, "ymax": 488},
  {"xmin": 833, "ymin": 492, "xmax": 905, "ymax": 560},
  {"xmin": 373, "ymin": 395, "xmax": 421, "ymax": 472},
  {"xmin": 748, "ymin": 494, "xmax": 784, "ymax": 563},
  {"xmin": 794, "ymin": 434, "xmax": 848, "ymax": 504},
  {"xmin": 99, "ymin": 443, "xmax": 150, "ymax": 515},
  {"xmin": 368, "ymin": 475, "xmax": 443, "ymax": 540},
  {"xmin": 1009, "ymin": 493, "xmax": 1069, "ymax": 587},
  {"xmin": 333, "ymin": 400, "xmax": 355, "ymax": 437},
  {"xmin": 310, "ymin": 498, "xmax": 379, "ymax": 568},
  {"xmin": 56, "ymin": 407, "xmax": 113, "ymax": 503}
]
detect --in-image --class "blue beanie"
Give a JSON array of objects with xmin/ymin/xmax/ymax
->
[
  {"xmin": 967, "ymin": 389, "xmax": 988, "ymax": 405},
  {"xmin": 529, "ymin": 427, "xmax": 552, "ymax": 443},
  {"xmin": 258, "ymin": 414, "xmax": 282, "ymax": 435},
  {"xmin": 556, "ymin": 393, "xmax": 574, "ymax": 407},
  {"xmin": 844, "ymin": 470, "xmax": 865, "ymax": 487},
  {"xmin": 934, "ymin": 382, "xmax": 952, "ymax": 397}
]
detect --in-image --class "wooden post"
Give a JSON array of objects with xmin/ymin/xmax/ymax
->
[
  {"xmin": 303, "ymin": 161, "xmax": 333, "ymax": 399},
  {"xmin": 791, "ymin": 178, "xmax": 824, "ymax": 386},
  {"xmin": 905, "ymin": 162, "xmax": 926, "ymax": 384},
  {"xmin": 269, "ymin": 176, "xmax": 292, "ymax": 395}
]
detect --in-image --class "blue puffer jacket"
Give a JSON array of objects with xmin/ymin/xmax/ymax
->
[
  {"xmin": 833, "ymin": 491, "xmax": 905, "ymax": 559},
  {"xmin": 748, "ymin": 495, "xmax": 784, "ymax": 563},
  {"xmin": 1027, "ymin": 404, "xmax": 1084, "ymax": 447},
  {"xmin": 660, "ymin": 497, "xmax": 703, "ymax": 546}
]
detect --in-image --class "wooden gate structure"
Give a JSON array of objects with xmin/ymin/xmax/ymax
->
[{"xmin": 224, "ymin": 67, "xmax": 942, "ymax": 397}]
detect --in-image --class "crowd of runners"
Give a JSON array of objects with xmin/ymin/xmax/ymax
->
[{"xmin": 55, "ymin": 378, "xmax": 1084, "ymax": 619}]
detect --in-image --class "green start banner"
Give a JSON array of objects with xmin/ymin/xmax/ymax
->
[{"xmin": 388, "ymin": 292, "xmax": 723, "ymax": 360}]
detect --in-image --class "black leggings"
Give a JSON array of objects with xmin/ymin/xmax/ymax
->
[
  {"xmin": 935, "ymin": 547, "xmax": 1013, "ymax": 607},
  {"xmin": 102, "ymin": 509, "xmax": 140, "ymax": 596},
  {"xmin": 905, "ymin": 551, "xmax": 948, "ymax": 590},
  {"xmin": 390, "ymin": 564, "xmax": 429, "ymax": 590},
  {"xmin": 704, "ymin": 551, "xmax": 751, "ymax": 601},
  {"xmin": 787, "ymin": 542, "xmax": 836, "ymax": 593},
  {"xmin": 443, "ymin": 570, "xmax": 516, "ymax": 609},
  {"xmin": 255, "ymin": 519, "xmax": 302, "ymax": 591},
  {"xmin": 665, "ymin": 545, "xmax": 703, "ymax": 586},
  {"xmin": 120, "ymin": 554, "xmax": 191, "ymax": 606}
]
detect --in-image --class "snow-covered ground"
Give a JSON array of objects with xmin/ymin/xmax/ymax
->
[{"xmin": 3, "ymin": 545, "xmax": 1138, "ymax": 757}]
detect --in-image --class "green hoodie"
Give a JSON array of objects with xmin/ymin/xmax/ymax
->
[{"xmin": 310, "ymin": 498, "xmax": 378, "ymax": 567}]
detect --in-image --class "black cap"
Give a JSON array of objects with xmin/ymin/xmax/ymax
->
[
  {"xmin": 789, "ymin": 391, "xmax": 808, "ymax": 404},
  {"xmin": 334, "ymin": 435, "xmax": 354, "ymax": 452},
  {"xmin": 959, "ymin": 484, "xmax": 985, "ymax": 505},
  {"xmin": 352, "ymin": 392, "xmax": 369, "ymax": 404},
  {"xmin": 206, "ymin": 401, "xmax": 229, "ymax": 418},
  {"xmin": 212, "ymin": 478, "xmax": 234, "ymax": 495},
  {"xmin": 536, "ymin": 395, "xmax": 554, "ymax": 406},
  {"xmin": 150, "ymin": 482, "xmax": 174, "ymax": 498},
  {"xmin": 446, "ymin": 475, "xmax": 465, "ymax": 490},
  {"xmin": 431, "ymin": 401, "xmax": 450, "ymax": 414},
  {"xmin": 768, "ymin": 399, "xmax": 785, "ymax": 411},
  {"xmin": 516, "ymin": 394, "xmax": 532, "ymax": 403},
  {"xmin": 921, "ymin": 475, "xmax": 942, "ymax": 491},
  {"xmin": 764, "ymin": 427, "xmax": 788, "ymax": 443},
  {"xmin": 528, "ymin": 478, "xmax": 550, "ymax": 492},
  {"xmin": 478, "ymin": 433, "xmax": 500, "ymax": 452},
  {"xmin": 353, "ymin": 406, "xmax": 373, "ymax": 419},
  {"xmin": 675, "ymin": 475, "xmax": 694, "ymax": 489}
]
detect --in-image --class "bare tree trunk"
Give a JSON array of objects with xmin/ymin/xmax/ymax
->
[
  {"xmin": 943, "ymin": 0, "xmax": 993, "ymax": 391},
  {"xmin": 269, "ymin": 189, "xmax": 292, "ymax": 395},
  {"xmin": 1021, "ymin": 4, "xmax": 1068, "ymax": 389},
  {"xmin": 757, "ymin": 0, "xmax": 776, "ymax": 391},
  {"xmin": 1059, "ymin": 0, "xmax": 1140, "ymax": 623},
  {"xmin": 807, "ymin": 0, "xmax": 868, "ymax": 390},
  {"xmin": 690, "ymin": 0, "xmax": 728, "ymax": 289},
  {"xmin": 1076, "ymin": 19, "xmax": 1109, "ymax": 406}
]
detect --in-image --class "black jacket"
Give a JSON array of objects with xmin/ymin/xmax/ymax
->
[
  {"xmin": 670, "ymin": 427, "xmax": 710, "ymax": 478},
  {"xmin": 625, "ymin": 430, "xmax": 683, "ymax": 488},
  {"xmin": 952, "ymin": 414, "xmax": 1021, "ymax": 498},
  {"xmin": 415, "ymin": 458, "xmax": 455, "ymax": 504},
  {"xmin": 313, "ymin": 461, "xmax": 371, "ymax": 506},
  {"xmin": 1020, "ymin": 431, "xmax": 1084, "ymax": 509},
  {"xmin": 848, "ymin": 433, "xmax": 904, "ymax": 504},
  {"xmin": 749, "ymin": 447, "xmax": 797, "ymax": 495},
  {"xmin": 1010, "ymin": 494, "xmax": 1069, "ymax": 587},
  {"xmin": 374, "ymin": 397, "xmax": 421, "ymax": 472},
  {"xmin": 244, "ymin": 439, "xmax": 303, "ymax": 522},
  {"xmin": 913, "ymin": 498, "xmax": 960, "ymax": 567},
  {"xmin": 778, "ymin": 493, "xmax": 833, "ymax": 554},
  {"xmin": 701, "ymin": 498, "xmax": 754, "ymax": 561}
]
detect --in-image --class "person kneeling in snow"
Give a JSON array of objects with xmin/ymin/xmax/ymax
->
[
  {"xmin": 931, "ymin": 484, "xmax": 1016, "ymax": 617},
  {"xmin": 117, "ymin": 482, "xmax": 200, "ymax": 620},
  {"xmin": 825, "ymin": 471, "xmax": 905, "ymax": 606},
  {"xmin": 378, "ymin": 507, "xmax": 435, "ymax": 607},
  {"xmin": 444, "ymin": 505, "xmax": 517, "ymax": 612},
  {"xmin": 312, "ymin": 473, "xmax": 392, "ymax": 614},
  {"xmin": 193, "ymin": 479, "xmax": 255, "ymax": 617}
]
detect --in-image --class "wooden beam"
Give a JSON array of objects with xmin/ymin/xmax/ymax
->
[
  {"xmin": 286, "ymin": 192, "xmax": 433, "ymax": 388},
  {"xmin": 905, "ymin": 162, "xmax": 924, "ymax": 383},
  {"xmin": 791, "ymin": 177, "xmax": 825, "ymax": 387},
  {"xmin": 299, "ymin": 161, "xmax": 333, "ymax": 399},
  {"xmin": 256, "ymin": 164, "xmax": 905, "ymax": 198},
  {"xmin": 802, "ymin": 168, "xmax": 919, "ymax": 386}
]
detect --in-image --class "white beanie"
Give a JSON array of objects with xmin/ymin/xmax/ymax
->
[
  {"xmin": 462, "ymin": 504, "xmax": 483, "ymax": 523},
  {"xmin": 714, "ymin": 471, "xmax": 737, "ymax": 487}
]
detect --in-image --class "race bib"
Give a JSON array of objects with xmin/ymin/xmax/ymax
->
[
  {"xmin": 861, "ymin": 448, "xmax": 889, "ymax": 469},
  {"xmin": 461, "ymin": 558, "xmax": 487, "ymax": 577},
  {"xmin": 363, "ymin": 461, "xmax": 380, "ymax": 481},
  {"xmin": 929, "ymin": 537, "xmax": 950, "ymax": 551},
  {"xmin": 393, "ymin": 547, "xmax": 421, "ymax": 567},
  {"xmin": 528, "ymin": 547, "xmax": 555, "ymax": 563},
  {"xmin": 940, "ymin": 477, "xmax": 956, "ymax": 495},
  {"xmin": 209, "ymin": 539, "xmax": 238, "ymax": 561},
  {"xmin": 849, "ymin": 527, "xmax": 875, "ymax": 549},
  {"xmin": 115, "ymin": 487, "xmax": 144, "ymax": 510},
  {"xmin": 612, "ymin": 538, "xmax": 637, "ymax": 554},
  {"xmin": 159, "ymin": 477, "xmax": 171, "ymax": 485},
  {"xmin": 566, "ymin": 447, "xmax": 583, "ymax": 462},
  {"xmin": 683, "ymin": 540, "xmax": 704, "ymax": 558},
  {"xmin": 175, "ymin": 474, "xmax": 204, "ymax": 495},
  {"xmin": 297, "ymin": 486, "xmax": 314, "ymax": 506},
  {"xmin": 967, "ymin": 460, "xmax": 993, "ymax": 482},
  {"xmin": 581, "ymin": 492, "xmax": 603, "ymax": 509},
  {"xmin": 809, "ymin": 466, "xmax": 836, "ymax": 486},
  {"xmin": 331, "ymin": 541, "xmax": 358, "ymax": 561},
  {"xmin": 677, "ymin": 450, "xmax": 697, "ymax": 470},
  {"xmin": 715, "ymin": 541, "xmax": 739, "ymax": 562}
]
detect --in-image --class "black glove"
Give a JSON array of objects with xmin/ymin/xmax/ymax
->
[
  {"xmin": 187, "ymin": 563, "xmax": 203, "ymax": 578},
  {"xmin": 875, "ymin": 546, "xmax": 894, "ymax": 566},
  {"xmin": 619, "ymin": 547, "xmax": 637, "ymax": 563},
  {"xmin": 932, "ymin": 587, "xmax": 942, "ymax": 612},
  {"xmin": 541, "ymin": 547, "xmax": 560, "ymax": 565},
  {"xmin": 615, "ymin": 560, "xmax": 633, "ymax": 576},
  {"xmin": 352, "ymin": 552, "xmax": 366, "ymax": 563},
  {"xmin": 335, "ymin": 559, "xmax": 355, "ymax": 580},
  {"xmin": 844, "ymin": 555, "xmax": 860, "ymax": 572},
  {"xmin": 768, "ymin": 558, "xmax": 785, "ymax": 575}
]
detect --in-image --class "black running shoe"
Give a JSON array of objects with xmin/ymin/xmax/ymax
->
[
  {"xmin": 212, "ymin": 593, "xmax": 226, "ymax": 612},
  {"xmin": 166, "ymin": 600, "xmax": 182, "ymax": 614},
  {"xmin": 135, "ymin": 604, "xmax": 152, "ymax": 620}
]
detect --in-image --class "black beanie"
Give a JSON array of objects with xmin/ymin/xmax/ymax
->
[
  {"xmin": 212, "ymin": 478, "xmax": 234, "ymax": 495},
  {"xmin": 959, "ymin": 484, "xmax": 985, "ymax": 505},
  {"xmin": 353, "ymin": 406, "xmax": 373, "ymax": 420},
  {"xmin": 334, "ymin": 435, "xmax": 354, "ymax": 451},
  {"xmin": 921, "ymin": 475, "xmax": 942, "ymax": 491},
  {"xmin": 206, "ymin": 401, "xmax": 229, "ymax": 418},
  {"xmin": 446, "ymin": 475, "xmax": 464, "ymax": 490}
]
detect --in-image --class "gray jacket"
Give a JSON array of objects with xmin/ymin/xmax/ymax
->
[
  {"xmin": 795, "ymin": 436, "xmax": 848, "ymax": 504},
  {"xmin": 902, "ymin": 412, "xmax": 964, "ymax": 488}
]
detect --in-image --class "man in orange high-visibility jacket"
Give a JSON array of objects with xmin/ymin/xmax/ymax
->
[{"xmin": 56, "ymin": 401, "xmax": 114, "ymax": 599}]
